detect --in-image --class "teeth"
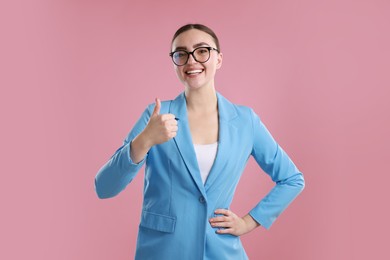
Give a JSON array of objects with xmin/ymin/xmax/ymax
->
[{"xmin": 186, "ymin": 70, "xmax": 203, "ymax": 74}]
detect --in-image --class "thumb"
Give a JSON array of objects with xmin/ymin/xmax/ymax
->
[{"xmin": 152, "ymin": 98, "xmax": 161, "ymax": 116}]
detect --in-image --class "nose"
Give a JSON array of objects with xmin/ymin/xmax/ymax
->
[{"xmin": 187, "ymin": 53, "xmax": 198, "ymax": 64}]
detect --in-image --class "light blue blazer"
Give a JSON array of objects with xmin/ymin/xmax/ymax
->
[{"xmin": 95, "ymin": 92, "xmax": 305, "ymax": 260}]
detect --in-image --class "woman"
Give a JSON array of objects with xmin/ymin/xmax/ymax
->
[{"xmin": 95, "ymin": 24, "xmax": 305, "ymax": 260}]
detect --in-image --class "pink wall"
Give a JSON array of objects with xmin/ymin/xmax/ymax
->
[{"xmin": 1, "ymin": 0, "xmax": 389, "ymax": 259}]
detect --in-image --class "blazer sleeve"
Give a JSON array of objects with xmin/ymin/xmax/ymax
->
[
  {"xmin": 94, "ymin": 106, "xmax": 151, "ymax": 199},
  {"xmin": 248, "ymin": 109, "xmax": 305, "ymax": 229}
]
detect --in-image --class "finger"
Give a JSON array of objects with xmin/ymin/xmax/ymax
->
[
  {"xmin": 161, "ymin": 113, "xmax": 176, "ymax": 121},
  {"xmin": 165, "ymin": 118, "xmax": 178, "ymax": 126},
  {"xmin": 169, "ymin": 119, "xmax": 178, "ymax": 126},
  {"xmin": 216, "ymin": 228, "xmax": 235, "ymax": 235},
  {"xmin": 164, "ymin": 120, "xmax": 178, "ymax": 130},
  {"xmin": 170, "ymin": 125, "xmax": 178, "ymax": 132},
  {"xmin": 152, "ymin": 98, "xmax": 161, "ymax": 116},
  {"xmin": 211, "ymin": 221, "xmax": 232, "ymax": 228},
  {"xmin": 209, "ymin": 216, "xmax": 228, "ymax": 223},
  {"xmin": 214, "ymin": 209, "xmax": 231, "ymax": 216}
]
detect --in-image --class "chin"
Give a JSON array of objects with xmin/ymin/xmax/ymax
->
[{"xmin": 185, "ymin": 82, "xmax": 206, "ymax": 90}]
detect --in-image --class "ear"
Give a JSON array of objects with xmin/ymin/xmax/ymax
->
[{"xmin": 216, "ymin": 52, "xmax": 223, "ymax": 69}]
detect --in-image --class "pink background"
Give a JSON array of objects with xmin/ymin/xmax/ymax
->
[{"xmin": 1, "ymin": 0, "xmax": 389, "ymax": 259}]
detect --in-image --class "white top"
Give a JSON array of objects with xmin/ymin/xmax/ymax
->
[{"xmin": 193, "ymin": 142, "xmax": 218, "ymax": 184}]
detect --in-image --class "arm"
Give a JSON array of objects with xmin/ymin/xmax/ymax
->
[
  {"xmin": 248, "ymin": 109, "xmax": 305, "ymax": 229},
  {"xmin": 94, "ymin": 107, "xmax": 151, "ymax": 199},
  {"xmin": 209, "ymin": 109, "xmax": 304, "ymax": 235},
  {"xmin": 94, "ymin": 99, "xmax": 178, "ymax": 199}
]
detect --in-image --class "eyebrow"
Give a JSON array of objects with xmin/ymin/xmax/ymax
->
[{"xmin": 173, "ymin": 42, "xmax": 211, "ymax": 51}]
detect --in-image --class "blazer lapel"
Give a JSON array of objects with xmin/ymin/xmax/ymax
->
[
  {"xmin": 169, "ymin": 92, "xmax": 206, "ymax": 197},
  {"xmin": 204, "ymin": 92, "xmax": 238, "ymax": 191},
  {"xmin": 169, "ymin": 92, "xmax": 238, "ymax": 196}
]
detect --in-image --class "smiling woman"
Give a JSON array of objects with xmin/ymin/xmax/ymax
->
[
  {"xmin": 170, "ymin": 26, "xmax": 223, "ymax": 92},
  {"xmin": 95, "ymin": 23, "xmax": 305, "ymax": 260}
]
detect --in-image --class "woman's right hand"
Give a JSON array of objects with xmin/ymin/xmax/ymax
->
[
  {"xmin": 130, "ymin": 98, "xmax": 178, "ymax": 163},
  {"xmin": 142, "ymin": 98, "xmax": 178, "ymax": 146}
]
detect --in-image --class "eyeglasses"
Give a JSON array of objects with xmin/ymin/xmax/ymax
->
[{"xmin": 169, "ymin": 46, "xmax": 219, "ymax": 66}]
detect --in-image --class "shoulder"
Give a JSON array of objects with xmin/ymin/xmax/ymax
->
[
  {"xmin": 235, "ymin": 103, "xmax": 254, "ymax": 116},
  {"xmin": 217, "ymin": 92, "xmax": 256, "ymax": 120}
]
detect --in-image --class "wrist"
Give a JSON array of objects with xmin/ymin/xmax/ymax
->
[
  {"xmin": 137, "ymin": 130, "xmax": 153, "ymax": 150},
  {"xmin": 243, "ymin": 214, "xmax": 260, "ymax": 233}
]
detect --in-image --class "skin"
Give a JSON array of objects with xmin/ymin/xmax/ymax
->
[{"xmin": 130, "ymin": 29, "xmax": 260, "ymax": 236}]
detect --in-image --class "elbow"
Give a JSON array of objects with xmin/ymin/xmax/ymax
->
[
  {"xmin": 300, "ymin": 179, "xmax": 305, "ymax": 194},
  {"xmin": 296, "ymin": 172, "xmax": 305, "ymax": 192},
  {"xmin": 95, "ymin": 187, "xmax": 116, "ymax": 200},
  {"xmin": 279, "ymin": 172, "xmax": 305, "ymax": 191},
  {"xmin": 96, "ymin": 189, "xmax": 111, "ymax": 200},
  {"xmin": 94, "ymin": 178, "xmax": 116, "ymax": 199}
]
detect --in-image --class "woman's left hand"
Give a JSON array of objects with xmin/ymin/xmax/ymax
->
[{"xmin": 209, "ymin": 209, "xmax": 260, "ymax": 236}]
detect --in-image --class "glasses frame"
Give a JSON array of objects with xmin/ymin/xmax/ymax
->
[{"xmin": 169, "ymin": 46, "xmax": 220, "ymax": 66}]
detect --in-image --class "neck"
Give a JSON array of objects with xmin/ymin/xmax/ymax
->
[{"xmin": 185, "ymin": 86, "xmax": 217, "ymax": 113}]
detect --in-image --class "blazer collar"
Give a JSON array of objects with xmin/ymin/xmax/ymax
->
[{"xmin": 169, "ymin": 91, "xmax": 238, "ymax": 196}]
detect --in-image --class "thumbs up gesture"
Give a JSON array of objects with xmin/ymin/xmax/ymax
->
[{"xmin": 143, "ymin": 98, "xmax": 178, "ymax": 146}]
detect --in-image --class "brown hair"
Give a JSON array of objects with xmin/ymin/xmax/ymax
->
[{"xmin": 171, "ymin": 24, "xmax": 221, "ymax": 51}]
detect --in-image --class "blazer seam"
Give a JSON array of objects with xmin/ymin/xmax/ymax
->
[
  {"xmin": 168, "ymin": 157, "xmax": 173, "ymax": 215},
  {"xmin": 250, "ymin": 109, "xmax": 255, "ymax": 157}
]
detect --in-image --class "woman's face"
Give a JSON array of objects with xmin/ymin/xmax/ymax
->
[{"xmin": 171, "ymin": 29, "xmax": 223, "ymax": 91}]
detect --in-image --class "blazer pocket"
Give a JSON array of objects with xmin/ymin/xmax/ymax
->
[{"xmin": 140, "ymin": 211, "xmax": 176, "ymax": 233}]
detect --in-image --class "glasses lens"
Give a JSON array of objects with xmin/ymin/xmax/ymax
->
[
  {"xmin": 193, "ymin": 47, "xmax": 210, "ymax": 63},
  {"xmin": 172, "ymin": 51, "xmax": 188, "ymax": 66}
]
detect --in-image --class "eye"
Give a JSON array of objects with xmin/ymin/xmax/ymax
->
[
  {"xmin": 195, "ymin": 48, "xmax": 209, "ymax": 56},
  {"xmin": 174, "ymin": 51, "xmax": 187, "ymax": 58}
]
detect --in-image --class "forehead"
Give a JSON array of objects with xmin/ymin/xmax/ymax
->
[{"xmin": 172, "ymin": 29, "xmax": 216, "ymax": 50}]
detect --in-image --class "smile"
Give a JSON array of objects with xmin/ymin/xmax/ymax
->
[{"xmin": 185, "ymin": 69, "xmax": 204, "ymax": 75}]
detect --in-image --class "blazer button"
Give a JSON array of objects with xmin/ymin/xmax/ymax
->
[{"xmin": 199, "ymin": 196, "xmax": 206, "ymax": 204}]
